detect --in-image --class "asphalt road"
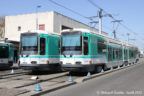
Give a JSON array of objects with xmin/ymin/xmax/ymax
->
[{"xmin": 43, "ymin": 62, "xmax": 144, "ymax": 96}]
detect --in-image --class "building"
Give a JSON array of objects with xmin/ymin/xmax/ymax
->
[{"xmin": 5, "ymin": 11, "xmax": 98, "ymax": 41}]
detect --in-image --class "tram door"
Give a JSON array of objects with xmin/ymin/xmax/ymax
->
[{"xmin": 39, "ymin": 37, "xmax": 46, "ymax": 64}]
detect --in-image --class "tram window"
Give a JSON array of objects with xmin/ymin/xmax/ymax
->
[
  {"xmin": 113, "ymin": 48, "xmax": 118, "ymax": 59},
  {"xmin": 108, "ymin": 47, "xmax": 112, "ymax": 61},
  {"xmin": 130, "ymin": 50, "xmax": 134, "ymax": 58},
  {"xmin": 59, "ymin": 40, "xmax": 61, "ymax": 54},
  {"xmin": 98, "ymin": 39, "xmax": 106, "ymax": 54},
  {"xmin": 124, "ymin": 49, "xmax": 126, "ymax": 57},
  {"xmin": 129, "ymin": 50, "xmax": 131, "ymax": 58},
  {"xmin": 40, "ymin": 38, "xmax": 46, "ymax": 55},
  {"xmin": 115, "ymin": 48, "xmax": 119, "ymax": 59},
  {"xmin": 124, "ymin": 49, "xmax": 128, "ymax": 58},
  {"xmin": 84, "ymin": 37, "xmax": 88, "ymax": 55},
  {"xmin": 119, "ymin": 49, "xmax": 122, "ymax": 59},
  {"xmin": 113, "ymin": 48, "xmax": 115, "ymax": 59}
]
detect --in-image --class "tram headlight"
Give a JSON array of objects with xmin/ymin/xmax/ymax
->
[
  {"xmin": 46, "ymin": 60, "xmax": 49, "ymax": 64},
  {"xmin": 89, "ymin": 61, "xmax": 92, "ymax": 64},
  {"xmin": 60, "ymin": 61, "xmax": 63, "ymax": 64}
]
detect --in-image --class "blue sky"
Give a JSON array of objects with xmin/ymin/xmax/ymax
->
[{"xmin": 0, "ymin": 0, "xmax": 144, "ymax": 49}]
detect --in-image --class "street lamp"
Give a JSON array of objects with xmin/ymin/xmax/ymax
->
[{"xmin": 36, "ymin": 5, "xmax": 41, "ymax": 30}]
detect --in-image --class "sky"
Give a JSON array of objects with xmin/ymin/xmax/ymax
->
[{"xmin": 0, "ymin": 0, "xmax": 144, "ymax": 49}]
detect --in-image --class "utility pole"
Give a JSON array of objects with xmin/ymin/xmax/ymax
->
[
  {"xmin": 113, "ymin": 30, "xmax": 116, "ymax": 39},
  {"xmin": 98, "ymin": 9, "xmax": 103, "ymax": 34},
  {"xmin": 36, "ymin": 5, "xmax": 41, "ymax": 30},
  {"xmin": 111, "ymin": 20, "xmax": 122, "ymax": 39},
  {"xmin": 127, "ymin": 33, "xmax": 130, "ymax": 62},
  {"xmin": 122, "ymin": 42, "xmax": 125, "ymax": 62},
  {"xmin": 88, "ymin": 8, "xmax": 112, "ymax": 34},
  {"xmin": 127, "ymin": 33, "xmax": 130, "ymax": 43}
]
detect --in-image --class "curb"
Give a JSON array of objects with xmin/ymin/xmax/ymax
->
[
  {"xmin": 75, "ymin": 61, "xmax": 143, "ymax": 83},
  {"xmin": 0, "ymin": 71, "xmax": 28, "ymax": 78}
]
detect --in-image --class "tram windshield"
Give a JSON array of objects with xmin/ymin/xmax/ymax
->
[
  {"xmin": 0, "ymin": 46, "xmax": 9, "ymax": 58},
  {"xmin": 61, "ymin": 31, "xmax": 82, "ymax": 55},
  {"xmin": 21, "ymin": 33, "xmax": 38, "ymax": 55}
]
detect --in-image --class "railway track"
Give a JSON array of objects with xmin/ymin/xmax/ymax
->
[
  {"xmin": 0, "ymin": 70, "xmax": 30, "ymax": 79},
  {"xmin": 0, "ymin": 70, "xmax": 86, "ymax": 92},
  {"xmin": 0, "ymin": 71, "xmax": 68, "ymax": 87},
  {"xmin": 0, "ymin": 70, "xmax": 85, "ymax": 96}
]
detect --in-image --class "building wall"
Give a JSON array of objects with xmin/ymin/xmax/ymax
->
[
  {"xmin": 5, "ymin": 11, "xmax": 54, "ymax": 41},
  {"xmin": 53, "ymin": 12, "xmax": 97, "ymax": 33},
  {"xmin": 5, "ymin": 11, "xmax": 98, "ymax": 41}
]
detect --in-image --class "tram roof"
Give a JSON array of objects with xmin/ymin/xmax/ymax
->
[
  {"xmin": 21, "ymin": 30, "xmax": 60, "ymax": 36},
  {"xmin": 62, "ymin": 28, "xmax": 137, "ymax": 48}
]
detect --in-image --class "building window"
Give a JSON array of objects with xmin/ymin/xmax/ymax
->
[
  {"xmin": 39, "ymin": 24, "xmax": 45, "ymax": 30},
  {"xmin": 18, "ymin": 26, "xmax": 21, "ymax": 31},
  {"xmin": 61, "ymin": 25, "xmax": 72, "ymax": 30}
]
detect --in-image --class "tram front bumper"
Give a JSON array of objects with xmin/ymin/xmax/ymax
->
[
  {"xmin": 61, "ymin": 64, "xmax": 94, "ymax": 72},
  {"xmin": 0, "ymin": 62, "xmax": 13, "ymax": 68},
  {"xmin": 20, "ymin": 64, "xmax": 60, "ymax": 71}
]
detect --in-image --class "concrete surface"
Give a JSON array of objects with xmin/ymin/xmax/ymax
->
[{"xmin": 43, "ymin": 62, "xmax": 144, "ymax": 96}]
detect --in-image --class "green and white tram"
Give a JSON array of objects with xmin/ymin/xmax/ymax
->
[
  {"xmin": 60, "ymin": 29, "xmax": 139, "ymax": 72},
  {"xmin": 0, "ymin": 43, "xmax": 14, "ymax": 68},
  {"xmin": 19, "ymin": 30, "xmax": 60, "ymax": 71}
]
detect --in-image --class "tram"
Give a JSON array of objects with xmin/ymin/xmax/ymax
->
[
  {"xmin": 19, "ymin": 30, "xmax": 60, "ymax": 71},
  {"xmin": 0, "ymin": 42, "xmax": 14, "ymax": 68},
  {"xmin": 60, "ymin": 29, "xmax": 139, "ymax": 72}
]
